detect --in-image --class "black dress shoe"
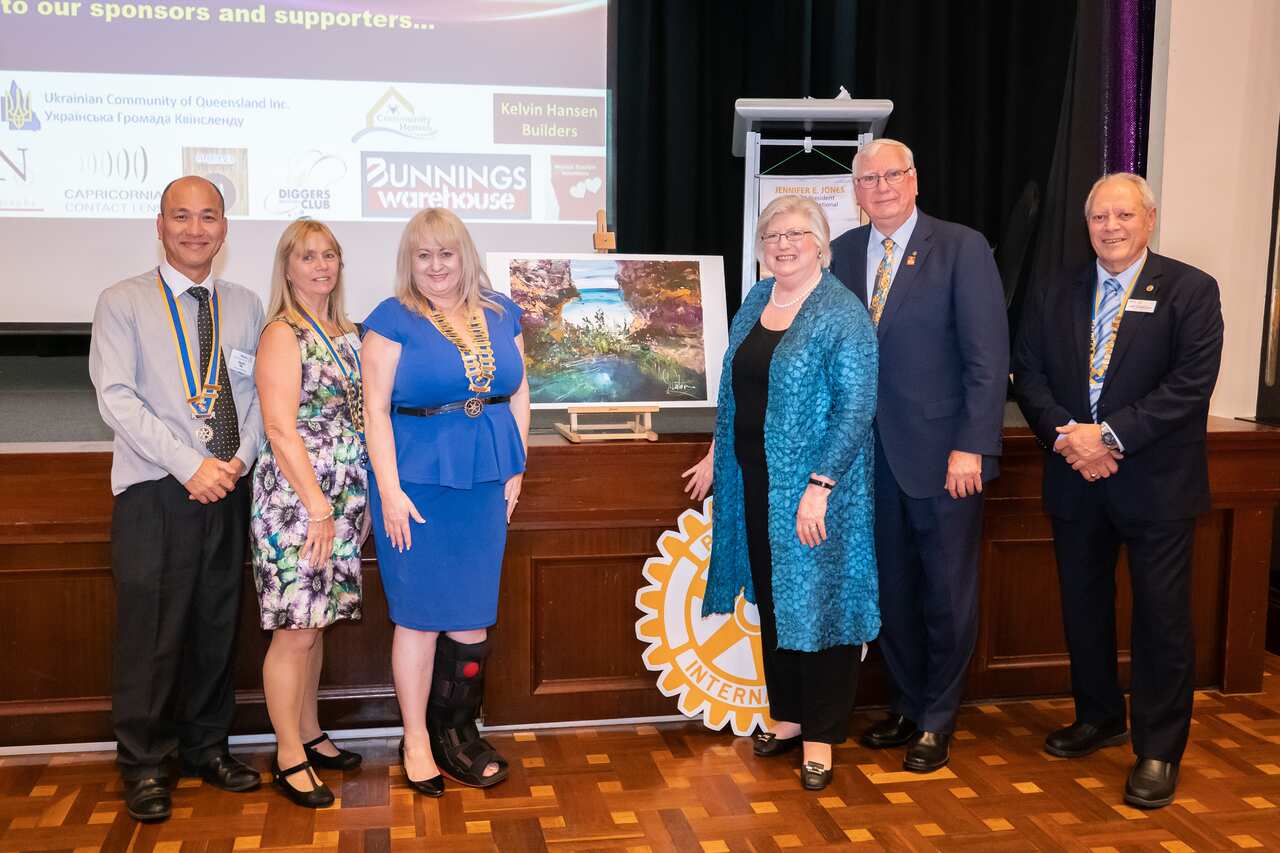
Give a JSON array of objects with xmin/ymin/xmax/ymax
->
[
  {"xmin": 752, "ymin": 731, "xmax": 802, "ymax": 758},
  {"xmin": 1124, "ymin": 758, "xmax": 1179, "ymax": 808},
  {"xmin": 399, "ymin": 739, "xmax": 445, "ymax": 798},
  {"xmin": 303, "ymin": 733, "xmax": 363, "ymax": 770},
  {"xmin": 272, "ymin": 758, "xmax": 335, "ymax": 808},
  {"xmin": 123, "ymin": 777, "xmax": 171, "ymax": 822},
  {"xmin": 860, "ymin": 713, "xmax": 918, "ymax": 749},
  {"xmin": 181, "ymin": 752, "xmax": 262, "ymax": 792},
  {"xmin": 903, "ymin": 731, "xmax": 951, "ymax": 773},
  {"xmin": 1044, "ymin": 721, "xmax": 1128, "ymax": 758},
  {"xmin": 800, "ymin": 761, "xmax": 833, "ymax": 791}
]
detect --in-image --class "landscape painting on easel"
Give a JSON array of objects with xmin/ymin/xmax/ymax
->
[{"xmin": 485, "ymin": 253, "xmax": 728, "ymax": 408}]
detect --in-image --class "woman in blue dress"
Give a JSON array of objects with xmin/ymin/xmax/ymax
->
[{"xmin": 362, "ymin": 208, "xmax": 530, "ymax": 793}]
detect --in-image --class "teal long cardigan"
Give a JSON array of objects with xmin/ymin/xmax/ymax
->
[{"xmin": 701, "ymin": 271, "xmax": 880, "ymax": 651}]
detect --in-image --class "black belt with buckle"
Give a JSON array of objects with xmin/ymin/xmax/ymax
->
[{"xmin": 395, "ymin": 395, "xmax": 511, "ymax": 419}]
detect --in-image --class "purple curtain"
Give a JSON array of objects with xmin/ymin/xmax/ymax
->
[{"xmin": 1101, "ymin": 0, "xmax": 1157, "ymax": 175}]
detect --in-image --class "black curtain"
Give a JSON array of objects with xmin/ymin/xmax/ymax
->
[
  {"xmin": 613, "ymin": 0, "xmax": 858, "ymax": 316},
  {"xmin": 614, "ymin": 0, "xmax": 1077, "ymax": 317}
]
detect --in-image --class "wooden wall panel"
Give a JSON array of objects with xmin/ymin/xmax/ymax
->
[{"xmin": 1, "ymin": 420, "xmax": 1277, "ymax": 746}]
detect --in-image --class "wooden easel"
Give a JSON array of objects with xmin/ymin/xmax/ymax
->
[
  {"xmin": 555, "ymin": 406, "xmax": 659, "ymax": 443},
  {"xmin": 552, "ymin": 212, "xmax": 660, "ymax": 443}
]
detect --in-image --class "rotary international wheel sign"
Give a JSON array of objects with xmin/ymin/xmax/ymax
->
[{"xmin": 635, "ymin": 498, "xmax": 771, "ymax": 735}]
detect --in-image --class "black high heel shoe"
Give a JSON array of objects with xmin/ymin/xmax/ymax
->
[
  {"xmin": 303, "ymin": 733, "xmax": 363, "ymax": 770},
  {"xmin": 272, "ymin": 758, "xmax": 335, "ymax": 808},
  {"xmin": 399, "ymin": 739, "xmax": 445, "ymax": 797},
  {"xmin": 800, "ymin": 760, "xmax": 834, "ymax": 791}
]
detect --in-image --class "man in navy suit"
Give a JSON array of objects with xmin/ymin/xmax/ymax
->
[
  {"xmin": 1012, "ymin": 172, "xmax": 1223, "ymax": 808},
  {"xmin": 829, "ymin": 138, "xmax": 1008, "ymax": 772}
]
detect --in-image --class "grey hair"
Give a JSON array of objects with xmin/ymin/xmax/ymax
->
[
  {"xmin": 1084, "ymin": 172, "xmax": 1157, "ymax": 218},
  {"xmin": 853, "ymin": 137, "xmax": 916, "ymax": 174},
  {"xmin": 755, "ymin": 194, "xmax": 832, "ymax": 269}
]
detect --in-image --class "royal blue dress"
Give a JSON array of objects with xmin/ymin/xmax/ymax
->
[{"xmin": 363, "ymin": 293, "xmax": 526, "ymax": 631}]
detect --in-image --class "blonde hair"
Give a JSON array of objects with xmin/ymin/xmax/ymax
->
[
  {"xmin": 395, "ymin": 208, "xmax": 503, "ymax": 318},
  {"xmin": 266, "ymin": 219, "xmax": 355, "ymax": 335},
  {"xmin": 755, "ymin": 194, "xmax": 832, "ymax": 268}
]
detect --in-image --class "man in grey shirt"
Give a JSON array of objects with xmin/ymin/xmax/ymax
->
[{"xmin": 89, "ymin": 176, "xmax": 265, "ymax": 822}]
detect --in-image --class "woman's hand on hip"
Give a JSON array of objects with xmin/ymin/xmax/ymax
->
[
  {"xmin": 681, "ymin": 448, "xmax": 714, "ymax": 502},
  {"xmin": 381, "ymin": 487, "xmax": 425, "ymax": 552},
  {"xmin": 504, "ymin": 473, "xmax": 524, "ymax": 522},
  {"xmin": 796, "ymin": 484, "xmax": 830, "ymax": 548}
]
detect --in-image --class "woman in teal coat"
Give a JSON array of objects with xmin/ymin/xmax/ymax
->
[{"xmin": 683, "ymin": 195, "xmax": 878, "ymax": 791}]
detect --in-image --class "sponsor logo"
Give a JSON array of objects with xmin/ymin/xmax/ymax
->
[
  {"xmin": 0, "ymin": 146, "xmax": 42, "ymax": 212},
  {"xmin": 2, "ymin": 82, "xmax": 41, "ymax": 132},
  {"xmin": 80, "ymin": 147, "xmax": 150, "ymax": 183},
  {"xmin": 362, "ymin": 152, "xmax": 530, "ymax": 219},
  {"xmin": 549, "ymin": 156, "xmax": 605, "ymax": 221},
  {"xmin": 182, "ymin": 147, "xmax": 250, "ymax": 216},
  {"xmin": 493, "ymin": 93, "xmax": 605, "ymax": 146},
  {"xmin": 263, "ymin": 150, "xmax": 346, "ymax": 216},
  {"xmin": 1, "ymin": 147, "xmax": 30, "ymax": 183},
  {"xmin": 352, "ymin": 87, "xmax": 437, "ymax": 143},
  {"xmin": 635, "ymin": 499, "xmax": 771, "ymax": 735}
]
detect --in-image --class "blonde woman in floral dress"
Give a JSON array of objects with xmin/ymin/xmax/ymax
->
[{"xmin": 251, "ymin": 220, "xmax": 369, "ymax": 808}]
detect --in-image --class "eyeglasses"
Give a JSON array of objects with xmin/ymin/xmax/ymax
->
[
  {"xmin": 761, "ymin": 228, "xmax": 813, "ymax": 244},
  {"xmin": 854, "ymin": 167, "xmax": 914, "ymax": 188}
]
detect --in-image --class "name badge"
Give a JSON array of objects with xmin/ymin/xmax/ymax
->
[
  {"xmin": 344, "ymin": 332, "xmax": 362, "ymax": 351},
  {"xmin": 1127, "ymin": 299, "xmax": 1157, "ymax": 314},
  {"xmin": 227, "ymin": 348, "xmax": 256, "ymax": 375}
]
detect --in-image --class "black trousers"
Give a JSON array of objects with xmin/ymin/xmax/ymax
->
[
  {"xmin": 110, "ymin": 475, "xmax": 249, "ymax": 780},
  {"xmin": 1051, "ymin": 504, "xmax": 1196, "ymax": 763},
  {"xmin": 739, "ymin": 442, "xmax": 861, "ymax": 745},
  {"xmin": 873, "ymin": 440, "xmax": 983, "ymax": 734}
]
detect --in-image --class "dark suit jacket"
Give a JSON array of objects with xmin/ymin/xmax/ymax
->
[
  {"xmin": 830, "ymin": 212, "xmax": 1009, "ymax": 498},
  {"xmin": 1011, "ymin": 251, "xmax": 1223, "ymax": 521}
]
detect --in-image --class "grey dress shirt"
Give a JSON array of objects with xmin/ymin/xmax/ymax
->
[{"xmin": 89, "ymin": 262, "xmax": 266, "ymax": 495}]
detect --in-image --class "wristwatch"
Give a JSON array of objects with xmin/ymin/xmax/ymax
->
[{"xmin": 1099, "ymin": 422, "xmax": 1120, "ymax": 450}]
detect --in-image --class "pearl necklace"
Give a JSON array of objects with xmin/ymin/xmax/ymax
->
[{"xmin": 770, "ymin": 274, "xmax": 821, "ymax": 309}]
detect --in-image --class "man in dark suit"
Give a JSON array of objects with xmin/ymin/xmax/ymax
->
[
  {"xmin": 830, "ymin": 138, "xmax": 1008, "ymax": 772},
  {"xmin": 1012, "ymin": 172, "xmax": 1223, "ymax": 808}
]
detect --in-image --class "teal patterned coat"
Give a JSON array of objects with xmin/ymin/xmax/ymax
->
[{"xmin": 702, "ymin": 271, "xmax": 880, "ymax": 651}]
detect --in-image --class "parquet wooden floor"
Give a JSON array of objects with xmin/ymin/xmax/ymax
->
[{"xmin": 4, "ymin": 658, "xmax": 1280, "ymax": 852}]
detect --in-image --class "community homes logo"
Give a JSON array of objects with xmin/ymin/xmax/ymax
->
[
  {"xmin": 3, "ymin": 81, "xmax": 41, "ymax": 131},
  {"xmin": 361, "ymin": 152, "xmax": 530, "ymax": 219},
  {"xmin": 635, "ymin": 498, "xmax": 772, "ymax": 736},
  {"xmin": 351, "ymin": 87, "xmax": 437, "ymax": 143}
]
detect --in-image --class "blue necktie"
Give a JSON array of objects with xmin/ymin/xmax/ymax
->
[{"xmin": 1089, "ymin": 277, "xmax": 1123, "ymax": 421}]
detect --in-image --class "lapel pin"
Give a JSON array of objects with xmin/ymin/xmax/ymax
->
[
  {"xmin": 1145, "ymin": 284, "xmax": 1154, "ymax": 292},
  {"xmin": 906, "ymin": 252, "xmax": 917, "ymax": 267}
]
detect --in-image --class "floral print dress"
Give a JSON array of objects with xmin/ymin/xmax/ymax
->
[{"xmin": 251, "ymin": 320, "xmax": 366, "ymax": 629}]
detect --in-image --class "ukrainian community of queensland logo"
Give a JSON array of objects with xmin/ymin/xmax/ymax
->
[
  {"xmin": 635, "ymin": 498, "xmax": 771, "ymax": 736},
  {"xmin": 3, "ymin": 82, "xmax": 41, "ymax": 132}
]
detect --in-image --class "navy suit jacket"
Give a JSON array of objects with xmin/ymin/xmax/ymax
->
[
  {"xmin": 1011, "ymin": 251, "xmax": 1223, "ymax": 521},
  {"xmin": 830, "ymin": 211, "xmax": 1009, "ymax": 498}
]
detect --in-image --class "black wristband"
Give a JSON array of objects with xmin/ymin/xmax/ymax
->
[{"xmin": 808, "ymin": 477, "xmax": 834, "ymax": 490}]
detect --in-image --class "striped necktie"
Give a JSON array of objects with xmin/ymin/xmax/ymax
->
[
  {"xmin": 1089, "ymin": 277, "xmax": 1123, "ymax": 421},
  {"xmin": 869, "ymin": 237, "xmax": 895, "ymax": 326}
]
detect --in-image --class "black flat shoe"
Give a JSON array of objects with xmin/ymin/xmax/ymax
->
[
  {"xmin": 180, "ymin": 751, "xmax": 261, "ymax": 792},
  {"xmin": 903, "ymin": 731, "xmax": 951, "ymax": 773},
  {"xmin": 123, "ymin": 777, "xmax": 171, "ymax": 823},
  {"xmin": 1124, "ymin": 758, "xmax": 1179, "ymax": 808},
  {"xmin": 752, "ymin": 731, "xmax": 802, "ymax": 758},
  {"xmin": 399, "ymin": 739, "xmax": 445, "ymax": 798},
  {"xmin": 272, "ymin": 758, "xmax": 334, "ymax": 808},
  {"xmin": 800, "ymin": 761, "xmax": 833, "ymax": 791},
  {"xmin": 860, "ymin": 713, "xmax": 918, "ymax": 749},
  {"xmin": 1044, "ymin": 721, "xmax": 1128, "ymax": 758},
  {"xmin": 303, "ymin": 733, "xmax": 363, "ymax": 770}
]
